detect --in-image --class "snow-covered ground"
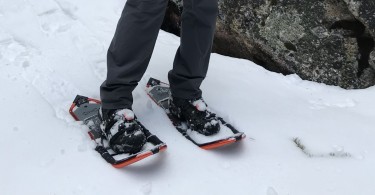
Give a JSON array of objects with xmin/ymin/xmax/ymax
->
[{"xmin": 1, "ymin": 0, "xmax": 375, "ymax": 194}]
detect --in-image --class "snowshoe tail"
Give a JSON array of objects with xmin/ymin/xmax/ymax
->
[{"xmin": 69, "ymin": 95, "xmax": 167, "ymax": 168}]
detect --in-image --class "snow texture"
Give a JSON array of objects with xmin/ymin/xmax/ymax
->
[{"xmin": 1, "ymin": 0, "xmax": 375, "ymax": 195}]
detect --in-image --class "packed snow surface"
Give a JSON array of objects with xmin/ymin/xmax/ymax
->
[{"xmin": 1, "ymin": 0, "xmax": 375, "ymax": 194}]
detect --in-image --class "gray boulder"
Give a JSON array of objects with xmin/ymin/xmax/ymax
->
[
  {"xmin": 370, "ymin": 50, "xmax": 375, "ymax": 69},
  {"xmin": 162, "ymin": 0, "xmax": 375, "ymax": 89}
]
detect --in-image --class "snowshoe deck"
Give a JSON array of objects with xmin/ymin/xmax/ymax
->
[
  {"xmin": 69, "ymin": 95, "xmax": 167, "ymax": 168},
  {"xmin": 146, "ymin": 78, "xmax": 246, "ymax": 150}
]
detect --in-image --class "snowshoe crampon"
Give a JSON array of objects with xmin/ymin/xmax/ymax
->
[
  {"xmin": 69, "ymin": 95, "xmax": 167, "ymax": 168},
  {"xmin": 146, "ymin": 77, "xmax": 246, "ymax": 150}
]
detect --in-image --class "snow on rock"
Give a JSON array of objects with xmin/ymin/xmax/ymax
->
[{"xmin": 0, "ymin": 0, "xmax": 375, "ymax": 195}]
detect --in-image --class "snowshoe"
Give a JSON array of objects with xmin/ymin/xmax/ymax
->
[
  {"xmin": 69, "ymin": 95, "xmax": 167, "ymax": 168},
  {"xmin": 146, "ymin": 77, "xmax": 245, "ymax": 150}
]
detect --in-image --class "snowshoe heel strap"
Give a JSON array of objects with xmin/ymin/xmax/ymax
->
[{"xmin": 95, "ymin": 146, "xmax": 116, "ymax": 164}]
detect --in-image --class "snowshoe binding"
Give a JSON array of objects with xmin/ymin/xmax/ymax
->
[
  {"xmin": 99, "ymin": 108, "xmax": 147, "ymax": 154},
  {"xmin": 169, "ymin": 95, "xmax": 220, "ymax": 136}
]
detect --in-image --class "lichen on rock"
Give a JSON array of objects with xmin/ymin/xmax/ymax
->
[{"xmin": 259, "ymin": 9, "xmax": 305, "ymax": 53}]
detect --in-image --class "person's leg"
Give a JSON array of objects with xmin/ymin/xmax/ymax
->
[
  {"xmin": 168, "ymin": 0, "xmax": 218, "ymax": 99},
  {"xmin": 100, "ymin": 0, "xmax": 168, "ymax": 109}
]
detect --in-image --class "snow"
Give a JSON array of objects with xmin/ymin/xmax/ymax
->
[
  {"xmin": 116, "ymin": 108, "xmax": 135, "ymax": 121},
  {"xmin": 1, "ymin": 0, "xmax": 375, "ymax": 194},
  {"xmin": 192, "ymin": 99, "xmax": 207, "ymax": 111}
]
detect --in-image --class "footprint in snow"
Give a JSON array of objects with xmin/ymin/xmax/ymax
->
[
  {"xmin": 0, "ymin": 34, "xmax": 31, "ymax": 69},
  {"xmin": 28, "ymin": 0, "xmax": 77, "ymax": 35},
  {"xmin": 1, "ymin": 34, "xmax": 81, "ymax": 122},
  {"xmin": 38, "ymin": 9, "xmax": 74, "ymax": 34}
]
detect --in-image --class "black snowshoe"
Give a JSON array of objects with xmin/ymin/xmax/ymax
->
[
  {"xmin": 146, "ymin": 77, "xmax": 246, "ymax": 150},
  {"xmin": 69, "ymin": 95, "xmax": 167, "ymax": 168}
]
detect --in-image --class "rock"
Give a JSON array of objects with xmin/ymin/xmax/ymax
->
[
  {"xmin": 162, "ymin": 0, "xmax": 375, "ymax": 89},
  {"xmin": 370, "ymin": 50, "xmax": 375, "ymax": 69},
  {"xmin": 343, "ymin": 0, "xmax": 375, "ymax": 36},
  {"xmin": 161, "ymin": 1, "xmax": 181, "ymax": 36}
]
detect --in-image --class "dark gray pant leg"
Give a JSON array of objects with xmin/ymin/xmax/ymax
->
[
  {"xmin": 100, "ymin": 0, "xmax": 168, "ymax": 109},
  {"xmin": 168, "ymin": 0, "xmax": 218, "ymax": 99}
]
